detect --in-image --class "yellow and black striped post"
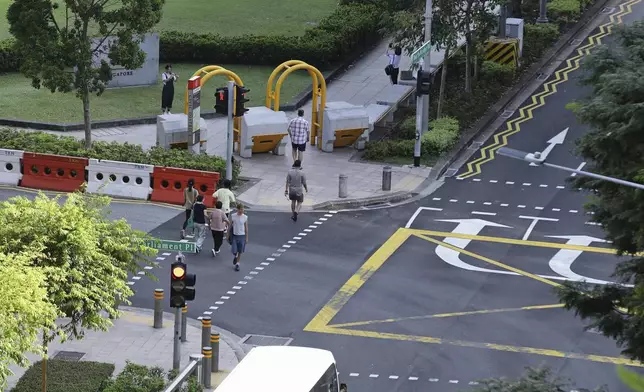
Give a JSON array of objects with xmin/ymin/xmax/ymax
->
[
  {"xmin": 485, "ymin": 37, "xmax": 520, "ymax": 68},
  {"xmin": 201, "ymin": 316, "xmax": 211, "ymax": 349},
  {"xmin": 153, "ymin": 289, "xmax": 164, "ymax": 329},
  {"xmin": 202, "ymin": 346, "xmax": 212, "ymax": 388},
  {"xmin": 210, "ymin": 332, "xmax": 220, "ymax": 372},
  {"xmin": 181, "ymin": 306, "xmax": 188, "ymax": 343}
]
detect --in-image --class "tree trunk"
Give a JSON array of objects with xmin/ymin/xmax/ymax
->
[
  {"xmin": 437, "ymin": 44, "xmax": 451, "ymax": 119},
  {"xmin": 82, "ymin": 87, "xmax": 91, "ymax": 149},
  {"xmin": 465, "ymin": 32, "xmax": 473, "ymax": 93},
  {"xmin": 473, "ymin": 47, "xmax": 479, "ymax": 83},
  {"xmin": 41, "ymin": 332, "xmax": 47, "ymax": 392}
]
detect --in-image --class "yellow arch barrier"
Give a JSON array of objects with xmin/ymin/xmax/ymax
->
[
  {"xmin": 266, "ymin": 61, "xmax": 326, "ymax": 147},
  {"xmin": 182, "ymin": 66, "xmax": 245, "ymax": 152}
]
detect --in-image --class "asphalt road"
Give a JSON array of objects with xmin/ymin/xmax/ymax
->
[{"xmin": 2, "ymin": 2, "xmax": 642, "ymax": 391}]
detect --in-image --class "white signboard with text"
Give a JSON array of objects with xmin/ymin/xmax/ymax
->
[{"xmin": 91, "ymin": 33, "xmax": 160, "ymax": 88}]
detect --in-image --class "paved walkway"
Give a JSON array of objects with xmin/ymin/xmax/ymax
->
[
  {"xmin": 20, "ymin": 40, "xmax": 462, "ymax": 210},
  {"xmin": 6, "ymin": 306, "xmax": 242, "ymax": 391}
]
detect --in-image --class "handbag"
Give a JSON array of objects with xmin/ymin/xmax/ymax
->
[{"xmin": 385, "ymin": 64, "xmax": 394, "ymax": 75}]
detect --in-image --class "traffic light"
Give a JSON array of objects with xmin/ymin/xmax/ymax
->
[
  {"xmin": 214, "ymin": 87, "xmax": 228, "ymax": 115},
  {"xmin": 234, "ymin": 85, "xmax": 250, "ymax": 117},
  {"xmin": 170, "ymin": 256, "xmax": 196, "ymax": 308},
  {"xmin": 416, "ymin": 68, "xmax": 431, "ymax": 96}
]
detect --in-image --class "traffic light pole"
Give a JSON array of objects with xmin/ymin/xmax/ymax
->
[
  {"xmin": 226, "ymin": 80, "xmax": 235, "ymax": 181},
  {"xmin": 414, "ymin": 0, "xmax": 432, "ymax": 167},
  {"xmin": 173, "ymin": 306, "xmax": 181, "ymax": 370}
]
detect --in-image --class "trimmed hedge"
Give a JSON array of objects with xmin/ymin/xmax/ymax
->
[
  {"xmin": 522, "ymin": 23, "xmax": 560, "ymax": 65},
  {"xmin": 0, "ymin": 128, "xmax": 241, "ymax": 184},
  {"xmin": 363, "ymin": 117, "xmax": 459, "ymax": 161},
  {"xmin": 548, "ymin": 0, "xmax": 582, "ymax": 24},
  {"xmin": 480, "ymin": 61, "xmax": 515, "ymax": 87},
  {"xmin": 0, "ymin": 3, "xmax": 384, "ymax": 73},
  {"xmin": 11, "ymin": 359, "xmax": 115, "ymax": 392}
]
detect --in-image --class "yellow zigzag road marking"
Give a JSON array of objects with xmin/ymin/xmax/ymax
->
[{"xmin": 457, "ymin": 0, "xmax": 641, "ymax": 180}]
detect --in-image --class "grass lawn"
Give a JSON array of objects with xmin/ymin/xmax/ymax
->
[
  {"xmin": 0, "ymin": 0, "xmax": 338, "ymax": 40},
  {"xmin": 0, "ymin": 63, "xmax": 313, "ymax": 123}
]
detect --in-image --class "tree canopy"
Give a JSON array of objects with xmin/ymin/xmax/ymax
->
[
  {"xmin": 560, "ymin": 21, "xmax": 644, "ymax": 362},
  {"xmin": 0, "ymin": 192, "xmax": 156, "ymax": 388},
  {"xmin": 7, "ymin": 0, "xmax": 164, "ymax": 148},
  {"xmin": 470, "ymin": 366, "xmax": 606, "ymax": 392},
  {"xmin": 0, "ymin": 251, "xmax": 59, "ymax": 390}
]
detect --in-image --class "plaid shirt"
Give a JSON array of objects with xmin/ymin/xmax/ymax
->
[{"xmin": 288, "ymin": 117, "xmax": 310, "ymax": 145}]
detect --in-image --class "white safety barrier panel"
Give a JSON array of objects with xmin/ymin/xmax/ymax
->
[
  {"xmin": 240, "ymin": 106, "xmax": 289, "ymax": 158},
  {"xmin": 0, "ymin": 148, "xmax": 24, "ymax": 186},
  {"xmin": 156, "ymin": 113, "xmax": 208, "ymax": 154},
  {"xmin": 321, "ymin": 101, "xmax": 370, "ymax": 153},
  {"xmin": 86, "ymin": 159, "xmax": 154, "ymax": 200}
]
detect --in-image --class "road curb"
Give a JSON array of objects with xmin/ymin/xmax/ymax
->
[
  {"xmin": 120, "ymin": 306, "xmax": 247, "ymax": 363},
  {"xmin": 426, "ymin": 0, "xmax": 612, "ymax": 183}
]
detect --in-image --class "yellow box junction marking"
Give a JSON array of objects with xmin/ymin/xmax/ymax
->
[
  {"xmin": 456, "ymin": 0, "xmax": 642, "ymax": 180},
  {"xmin": 304, "ymin": 228, "xmax": 643, "ymax": 367}
]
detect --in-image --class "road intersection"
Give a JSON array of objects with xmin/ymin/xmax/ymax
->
[{"xmin": 117, "ymin": 2, "xmax": 644, "ymax": 391}]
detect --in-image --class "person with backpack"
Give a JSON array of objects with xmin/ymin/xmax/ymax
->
[
  {"xmin": 192, "ymin": 195, "xmax": 208, "ymax": 253},
  {"xmin": 181, "ymin": 179, "xmax": 199, "ymax": 239}
]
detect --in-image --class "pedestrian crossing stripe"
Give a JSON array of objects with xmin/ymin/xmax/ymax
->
[{"xmin": 456, "ymin": 0, "xmax": 641, "ymax": 180}]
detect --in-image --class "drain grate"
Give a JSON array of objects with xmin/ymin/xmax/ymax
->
[
  {"xmin": 241, "ymin": 334, "xmax": 293, "ymax": 347},
  {"xmin": 500, "ymin": 110, "xmax": 514, "ymax": 119},
  {"xmin": 444, "ymin": 168, "xmax": 458, "ymax": 177},
  {"xmin": 536, "ymin": 72, "xmax": 550, "ymax": 81},
  {"xmin": 53, "ymin": 351, "xmax": 85, "ymax": 361},
  {"xmin": 601, "ymin": 6, "xmax": 615, "ymax": 13},
  {"xmin": 468, "ymin": 141, "xmax": 483, "ymax": 151},
  {"xmin": 570, "ymin": 38, "xmax": 582, "ymax": 46}
]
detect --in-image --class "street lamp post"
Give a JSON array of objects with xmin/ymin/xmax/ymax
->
[
  {"xmin": 497, "ymin": 147, "xmax": 644, "ymax": 190},
  {"xmin": 536, "ymin": 0, "xmax": 549, "ymax": 23}
]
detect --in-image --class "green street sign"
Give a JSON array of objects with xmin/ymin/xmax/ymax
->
[
  {"xmin": 411, "ymin": 41, "xmax": 432, "ymax": 65},
  {"xmin": 144, "ymin": 239, "xmax": 197, "ymax": 253}
]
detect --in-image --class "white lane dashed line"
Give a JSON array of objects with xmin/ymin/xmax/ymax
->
[
  {"xmin": 369, "ymin": 374, "xmax": 379, "ymax": 378},
  {"xmin": 433, "ymin": 197, "xmax": 441, "ymax": 201},
  {"xmin": 389, "ymin": 375, "xmax": 399, "ymax": 380},
  {"xmin": 466, "ymin": 200, "xmax": 475, "ymax": 204},
  {"xmin": 466, "ymin": 178, "xmax": 568, "ymax": 189},
  {"xmin": 449, "ymin": 199, "xmax": 458, "ymax": 202},
  {"xmin": 430, "ymin": 199, "xmax": 583, "ymax": 214},
  {"xmin": 489, "ymin": 180, "xmax": 498, "ymax": 183},
  {"xmin": 408, "ymin": 377, "xmax": 418, "ymax": 381},
  {"xmin": 449, "ymin": 380, "xmax": 459, "ymax": 384},
  {"xmin": 472, "ymin": 211, "xmax": 496, "ymax": 216},
  {"xmin": 522, "ymin": 183, "xmax": 531, "ymax": 186},
  {"xmin": 198, "ymin": 212, "xmax": 337, "ymax": 318},
  {"xmin": 506, "ymin": 181, "xmax": 514, "ymax": 185}
]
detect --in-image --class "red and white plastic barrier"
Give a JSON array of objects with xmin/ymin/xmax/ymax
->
[{"xmin": 3, "ymin": 151, "xmax": 220, "ymax": 206}]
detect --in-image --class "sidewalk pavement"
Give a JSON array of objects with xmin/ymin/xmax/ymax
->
[
  {"xmin": 5, "ymin": 306, "xmax": 243, "ymax": 391},
  {"xmin": 18, "ymin": 40, "xmax": 457, "ymax": 210}
]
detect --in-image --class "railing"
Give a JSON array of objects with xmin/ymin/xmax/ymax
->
[{"xmin": 163, "ymin": 354, "xmax": 205, "ymax": 392}]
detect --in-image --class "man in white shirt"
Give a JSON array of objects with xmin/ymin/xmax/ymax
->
[
  {"xmin": 386, "ymin": 44, "xmax": 402, "ymax": 85},
  {"xmin": 288, "ymin": 109, "xmax": 310, "ymax": 163},
  {"xmin": 228, "ymin": 203, "xmax": 248, "ymax": 272}
]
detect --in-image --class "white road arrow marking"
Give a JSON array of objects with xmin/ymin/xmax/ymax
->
[
  {"xmin": 530, "ymin": 127, "xmax": 569, "ymax": 166},
  {"xmin": 546, "ymin": 235, "xmax": 614, "ymax": 285},
  {"xmin": 434, "ymin": 219, "xmax": 517, "ymax": 275}
]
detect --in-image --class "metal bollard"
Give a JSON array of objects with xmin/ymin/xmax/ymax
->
[
  {"xmin": 339, "ymin": 174, "xmax": 348, "ymax": 198},
  {"xmin": 189, "ymin": 354, "xmax": 204, "ymax": 386},
  {"xmin": 202, "ymin": 346, "xmax": 212, "ymax": 388},
  {"xmin": 153, "ymin": 289, "xmax": 164, "ymax": 329},
  {"xmin": 181, "ymin": 306, "xmax": 188, "ymax": 343},
  {"xmin": 201, "ymin": 317, "xmax": 211, "ymax": 349},
  {"xmin": 210, "ymin": 333, "xmax": 220, "ymax": 372},
  {"xmin": 382, "ymin": 166, "xmax": 392, "ymax": 191}
]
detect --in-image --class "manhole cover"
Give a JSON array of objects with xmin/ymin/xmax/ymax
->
[
  {"xmin": 53, "ymin": 351, "xmax": 85, "ymax": 361},
  {"xmin": 241, "ymin": 334, "xmax": 293, "ymax": 347}
]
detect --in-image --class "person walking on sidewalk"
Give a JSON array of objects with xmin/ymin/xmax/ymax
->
[
  {"xmin": 288, "ymin": 109, "xmax": 310, "ymax": 163},
  {"xmin": 209, "ymin": 200, "xmax": 229, "ymax": 257},
  {"xmin": 285, "ymin": 159, "xmax": 308, "ymax": 222},
  {"xmin": 228, "ymin": 203, "xmax": 248, "ymax": 271},
  {"xmin": 385, "ymin": 44, "xmax": 402, "ymax": 85},
  {"xmin": 213, "ymin": 179, "xmax": 236, "ymax": 218},
  {"xmin": 192, "ymin": 195, "xmax": 208, "ymax": 253},
  {"xmin": 181, "ymin": 179, "xmax": 199, "ymax": 239}
]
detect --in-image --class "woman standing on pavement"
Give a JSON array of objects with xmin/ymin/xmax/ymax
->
[
  {"xmin": 228, "ymin": 203, "xmax": 248, "ymax": 272},
  {"xmin": 181, "ymin": 179, "xmax": 199, "ymax": 239},
  {"xmin": 161, "ymin": 64, "xmax": 178, "ymax": 114},
  {"xmin": 209, "ymin": 201, "xmax": 229, "ymax": 257}
]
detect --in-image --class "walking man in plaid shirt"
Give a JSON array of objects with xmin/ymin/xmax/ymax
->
[{"xmin": 288, "ymin": 109, "xmax": 310, "ymax": 163}]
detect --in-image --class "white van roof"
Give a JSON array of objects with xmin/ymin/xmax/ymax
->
[{"xmin": 214, "ymin": 346, "xmax": 336, "ymax": 392}]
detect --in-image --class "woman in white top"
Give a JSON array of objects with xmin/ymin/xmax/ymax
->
[
  {"xmin": 386, "ymin": 44, "xmax": 402, "ymax": 85},
  {"xmin": 161, "ymin": 64, "xmax": 178, "ymax": 114}
]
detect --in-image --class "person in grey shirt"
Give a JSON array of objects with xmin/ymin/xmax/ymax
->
[{"xmin": 285, "ymin": 160, "xmax": 308, "ymax": 222}]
